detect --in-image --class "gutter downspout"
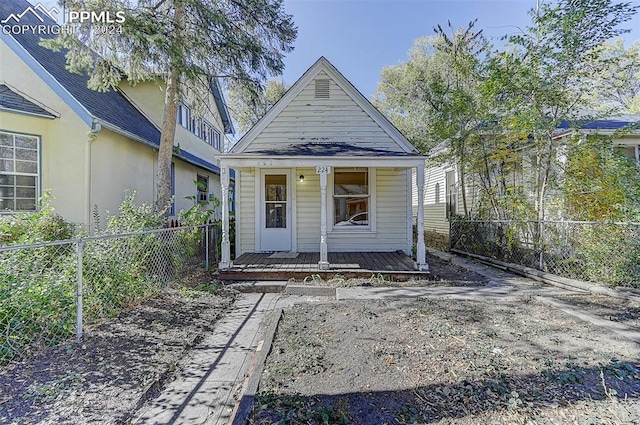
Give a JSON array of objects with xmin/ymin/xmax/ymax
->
[{"xmin": 87, "ymin": 120, "xmax": 101, "ymax": 229}]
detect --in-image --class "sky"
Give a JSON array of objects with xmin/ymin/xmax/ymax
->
[
  {"xmin": 25, "ymin": 0, "xmax": 640, "ymax": 100},
  {"xmin": 280, "ymin": 0, "xmax": 640, "ymax": 99}
]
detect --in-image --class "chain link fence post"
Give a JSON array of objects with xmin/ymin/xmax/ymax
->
[
  {"xmin": 76, "ymin": 240, "xmax": 84, "ymax": 341},
  {"xmin": 538, "ymin": 220, "xmax": 544, "ymax": 270},
  {"xmin": 205, "ymin": 224, "xmax": 210, "ymax": 271}
]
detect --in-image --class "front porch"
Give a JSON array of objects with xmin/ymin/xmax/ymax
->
[{"xmin": 218, "ymin": 251, "xmax": 431, "ymax": 281}]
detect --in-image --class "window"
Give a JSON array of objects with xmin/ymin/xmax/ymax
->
[
  {"xmin": 445, "ymin": 170, "xmax": 456, "ymax": 219},
  {"xmin": 178, "ymin": 103, "xmax": 191, "ymax": 130},
  {"xmin": 177, "ymin": 102, "xmax": 223, "ymax": 149},
  {"xmin": 333, "ymin": 169, "xmax": 369, "ymax": 228},
  {"xmin": 265, "ymin": 174, "xmax": 287, "ymax": 228},
  {"xmin": 196, "ymin": 174, "xmax": 208, "ymax": 203},
  {"xmin": 0, "ymin": 131, "xmax": 39, "ymax": 211},
  {"xmin": 213, "ymin": 128, "xmax": 221, "ymax": 151},
  {"xmin": 434, "ymin": 183, "xmax": 440, "ymax": 204}
]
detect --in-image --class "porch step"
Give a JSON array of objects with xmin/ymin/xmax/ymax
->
[{"xmin": 218, "ymin": 270, "xmax": 432, "ymax": 282}]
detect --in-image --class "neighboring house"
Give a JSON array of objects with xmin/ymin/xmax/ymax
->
[
  {"xmin": 415, "ymin": 115, "xmax": 640, "ymax": 238},
  {"xmin": 216, "ymin": 57, "xmax": 429, "ymax": 271},
  {"xmin": 0, "ymin": 0, "xmax": 234, "ymax": 227}
]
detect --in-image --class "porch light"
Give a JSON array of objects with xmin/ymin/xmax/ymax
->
[{"xmin": 299, "ymin": 175, "xmax": 305, "ymax": 182}]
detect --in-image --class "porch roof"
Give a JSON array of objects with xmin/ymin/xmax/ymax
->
[{"xmin": 218, "ymin": 142, "xmax": 426, "ymax": 168}]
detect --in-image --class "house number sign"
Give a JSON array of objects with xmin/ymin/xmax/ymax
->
[{"xmin": 316, "ymin": 165, "xmax": 330, "ymax": 174}]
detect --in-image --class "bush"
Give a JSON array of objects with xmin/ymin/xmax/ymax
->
[{"xmin": 0, "ymin": 193, "xmax": 74, "ymax": 245}]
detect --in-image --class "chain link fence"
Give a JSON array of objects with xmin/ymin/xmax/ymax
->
[
  {"xmin": 450, "ymin": 219, "xmax": 640, "ymax": 287},
  {"xmin": 0, "ymin": 223, "xmax": 228, "ymax": 366}
]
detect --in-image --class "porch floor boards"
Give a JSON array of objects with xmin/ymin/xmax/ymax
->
[{"xmin": 220, "ymin": 251, "xmax": 426, "ymax": 281}]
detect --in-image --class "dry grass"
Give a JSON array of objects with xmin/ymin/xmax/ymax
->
[{"xmin": 250, "ymin": 298, "xmax": 640, "ymax": 424}]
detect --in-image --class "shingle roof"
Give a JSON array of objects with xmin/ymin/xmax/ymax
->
[
  {"xmin": 0, "ymin": 84, "xmax": 56, "ymax": 118},
  {"xmin": 557, "ymin": 115, "xmax": 640, "ymax": 130},
  {"xmin": 0, "ymin": 0, "xmax": 229, "ymax": 176},
  {"xmin": 1, "ymin": 0, "xmax": 162, "ymax": 145},
  {"xmin": 244, "ymin": 142, "xmax": 423, "ymax": 157}
]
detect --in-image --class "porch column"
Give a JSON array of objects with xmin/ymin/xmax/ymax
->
[
  {"xmin": 416, "ymin": 164, "xmax": 429, "ymax": 271},
  {"xmin": 219, "ymin": 165, "xmax": 233, "ymax": 270},
  {"xmin": 318, "ymin": 171, "xmax": 329, "ymax": 270}
]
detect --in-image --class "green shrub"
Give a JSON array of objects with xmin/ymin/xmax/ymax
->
[{"xmin": 0, "ymin": 193, "xmax": 74, "ymax": 245}]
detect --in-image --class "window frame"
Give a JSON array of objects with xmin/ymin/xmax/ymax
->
[
  {"xmin": 177, "ymin": 102, "xmax": 192, "ymax": 131},
  {"xmin": 328, "ymin": 167, "xmax": 376, "ymax": 233},
  {"xmin": 0, "ymin": 130, "xmax": 41, "ymax": 213},
  {"xmin": 196, "ymin": 174, "xmax": 209, "ymax": 203},
  {"xmin": 178, "ymin": 102, "xmax": 223, "ymax": 150}
]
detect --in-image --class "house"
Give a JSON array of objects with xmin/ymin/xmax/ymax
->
[
  {"xmin": 216, "ymin": 57, "xmax": 429, "ymax": 273},
  {"xmin": 0, "ymin": 0, "xmax": 234, "ymax": 227},
  {"xmin": 415, "ymin": 115, "xmax": 640, "ymax": 240}
]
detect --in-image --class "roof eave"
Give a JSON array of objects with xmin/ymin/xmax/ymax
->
[{"xmin": 0, "ymin": 106, "xmax": 57, "ymax": 119}]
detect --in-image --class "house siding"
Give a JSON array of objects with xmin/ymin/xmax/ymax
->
[
  {"xmin": 246, "ymin": 71, "xmax": 405, "ymax": 153},
  {"xmin": 297, "ymin": 168, "xmax": 407, "ymax": 252},
  {"xmin": 238, "ymin": 169, "xmax": 255, "ymax": 252},
  {"xmin": 1, "ymin": 40, "xmax": 223, "ymax": 227},
  {"xmin": 412, "ymin": 163, "xmax": 450, "ymax": 235},
  {"xmin": 119, "ymin": 80, "xmax": 226, "ymax": 161},
  {"xmin": 295, "ymin": 167, "xmax": 321, "ymax": 251}
]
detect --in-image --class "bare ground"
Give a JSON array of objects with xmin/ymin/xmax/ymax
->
[
  {"xmin": 0, "ymin": 270, "xmax": 236, "ymax": 425},
  {"xmin": 3, "ymin": 256, "xmax": 639, "ymax": 425},
  {"xmin": 249, "ymin": 298, "xmax": 640, "ymax": 425}
]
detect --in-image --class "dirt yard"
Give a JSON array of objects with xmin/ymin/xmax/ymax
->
[
  {"xmin": 2, "ymin": 256, "xmax": 639, "ymax": 425},
  {"xmin": 249, "ymin": 298, "xmax": 640, "ymax": 424},
  {"xmin": 0, "ymin": 271, "xmax": 236, "ymax": 425}
]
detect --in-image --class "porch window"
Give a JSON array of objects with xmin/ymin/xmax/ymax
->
[
  {"xmin": 0, "ymin": 131, "xmax": 39, "ymax": 211},
  {"xmin": 333, "ymin": 169, "xmax": 369, "ymax": 227}
]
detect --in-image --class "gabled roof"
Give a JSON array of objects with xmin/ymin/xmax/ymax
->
[
  {"xmin": 0, "ymin": 0, "xmax": 230, "ymax": 175},
  {"xmin": 0, "ymin": 83, "xmax": 57, "ymax": 118},
  {"xmin": 230, "ymin": 56, "xmax": 419, "ymax": 155},
  {"xmin": 209, "ymin": 78, "xmax": 234, "ymax": 134}
]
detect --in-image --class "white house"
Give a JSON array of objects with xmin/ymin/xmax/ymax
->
[
  {"xmin": 415, "ymin": 115, "xmax": 640, "ymax": 239},
  {"xmin": 216, "ymin": 57, "xmax": 428, "ymax": 272}
]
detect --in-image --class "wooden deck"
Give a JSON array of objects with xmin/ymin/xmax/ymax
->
[{"xmin": 219, "ymin": 251, "xmax": 430, "ymax": 281}]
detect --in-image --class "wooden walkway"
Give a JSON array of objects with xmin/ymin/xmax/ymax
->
[{"xmin": 219, "ymin": 251, "xmax": 429, "ymax": 281}]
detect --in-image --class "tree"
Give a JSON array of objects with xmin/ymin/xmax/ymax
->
[
  {"xmin": 564, "ymin": 135, "xmax": 640, "ymax": 221},
  {"xmin": 587, "ymin": 39, "xmax": 640, "ymax": 114},
  {"xmin": 484, "ymin": 0, "xmax": 639, "ymax": 221},
  {"xmin": 45, "ymin": 0, "xmax": 296, "ymax": 217},
  {"xmin": 374, "ymin": 22, "xmax": 489, "ymax": 216},
  {"xmin": 227, "ymin": 79, "xmax": 288, "ymax": 134}
]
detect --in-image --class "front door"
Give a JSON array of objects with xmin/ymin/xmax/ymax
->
[{"xmin": 260, "ymin": 170, "xmax": 292, "ymax": 251}]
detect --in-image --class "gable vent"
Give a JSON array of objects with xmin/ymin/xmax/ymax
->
[{"xmin": 315, "ymin": 79, "xmax": 330, "ymax": 99}]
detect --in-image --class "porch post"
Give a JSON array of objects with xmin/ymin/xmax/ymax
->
[
  {"xmin": 219, "ymin": 165, "xmax": 233, "ymax": 270},
  {"xmin": 416, "ymin": 163, "xmax": 429, "ymax": 271},
  {"xmin": 318, "ymin": 171, "xmax": 329, "ymax": 270}
]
